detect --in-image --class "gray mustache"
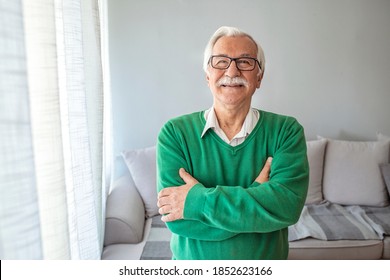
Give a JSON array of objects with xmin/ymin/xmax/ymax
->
[{"xmin": 216, "ymin": 77, "xmax": 249, "ymax": 87}]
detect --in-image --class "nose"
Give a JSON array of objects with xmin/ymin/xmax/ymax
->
[{"xmin": 225, "ymin": 60, "xmax": 241, "ymax": 77}]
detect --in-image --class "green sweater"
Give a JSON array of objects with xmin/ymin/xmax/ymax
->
[{"xmin": 156, "ymin": 109, "xmax": 309, "ymax": 260}]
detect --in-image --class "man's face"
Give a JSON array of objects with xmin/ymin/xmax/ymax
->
[{"xmin": 206, "ymin": 36, "xmax": 262, "ymax": 110}]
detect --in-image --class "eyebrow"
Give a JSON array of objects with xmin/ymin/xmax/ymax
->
[
  {"xmin": 240, "ymin": 53, "xmax": 253, "ymax": 57},
  {"xmin": 213, "ymin": 53, "xmax": 255, "ymax": 58}
]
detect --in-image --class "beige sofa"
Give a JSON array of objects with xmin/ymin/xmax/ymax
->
[{"xmin": 102, "ymin": 134, "xmax": 390, "ymax": 260}]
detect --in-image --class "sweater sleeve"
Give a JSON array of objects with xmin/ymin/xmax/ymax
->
[
  {"xmin": 157, "ymin": 121, "xmax": 237, "ymax": 241},
  {"xmin": 183, "ymin": 117, "xmax": 309, "ymax": 233}
]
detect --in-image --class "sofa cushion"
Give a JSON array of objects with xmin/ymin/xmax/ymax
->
[
  {"xmin": 321, "ymin": 138, "xmax": 390, "ymax": 206},
  {"xmin": 102, "ymin": 218, "xmax": 153, "ymax": 260},
  {"xmin": 305, "ymin": 139, "xmax": 327, "ymax": 204},
  {"xmin": 383, "ymin": 236, "xmax": 390, "ymax": 259},
  {"xmin": 122, "ymin": 146, "xmax": 158, "ymax": 218},
  {"xmin": 380, "ymin": 163, "xmax": 390, "ymax": 196},
  {"xmin": 288, "ymin": 238, "xmax": 383, "ymax": 260},
  {"xmin": 377, "ymin": 133, "xmax": 390, "ymax": 162},
  {"xmin": 104, "ymin": 175, "xmax": 146, "ymax": 245},
  {"xmin": 377, "ymin": 132, "xmax": 390, "ymax": 141}
]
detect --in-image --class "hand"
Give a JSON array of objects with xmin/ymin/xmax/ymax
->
[
  {"xmin": 157, "ymin": 168, "xmax": 199, "ymax": 222},
  {"xmin": 255, "ymin": 157, "xmax": 272, "ymax": 184}
]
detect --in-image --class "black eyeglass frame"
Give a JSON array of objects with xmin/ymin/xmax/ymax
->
[{"xmin": 208, "ymin": 55, "xmax": 262, "ymax": 72}]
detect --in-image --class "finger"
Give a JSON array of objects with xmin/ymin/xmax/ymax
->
[
  {"xmin": 157, "ymin": 196, "xmax": 168, "ymax": 208},
  {"xmin": 161, "ymin": 214, "xmax": 171, "ymax": 222},
  {"xmin": 157, "ymin": 189, "xmax": 165, "ymax": 199},
  {"xmin": 256, "ymin": 157, "xmax": 273, "ymax": 183},
  {"xmin": 179, "ymin": 168, "xmax": 197, "ymax": 185},
  {"xmin": 158, "ymin": 187, "xmax": 173, "ymax": 199},
  {"xmin": 161, "ymin": 212, "xmax": 181, "ymax": 223},
  {"xmin": 264, "ymin": 157, "xmax": 272, "ymax": 170},
  {"xmin": 259, "ymin": 157, "xmax": 272, "ymax": 176},
  {"xmin": 158, "ymin": 205, "xmax": 171, "ymax": 215}
]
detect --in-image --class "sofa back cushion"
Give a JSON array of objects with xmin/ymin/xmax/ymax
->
[
  {"xmin": 322, "ymin": 138, "xmax": 390, "ymax": 207},
  {"xmin": 305, "ymin": 139, "xmax": 327, "ymax": 204},
  {"xmin": 380, "ymin": 163, "xmax": 390, "ymax": 197},
  {"xmin": 377, "ymin": 133, "xmax": 390, "ymax": 162},
  {"xmin": 122, "ymin": 146, "xmax": 158, "ymax": 218}
]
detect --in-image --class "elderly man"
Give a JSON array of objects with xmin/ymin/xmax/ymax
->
[{"xmin": 156, "ymin": 26, "xmax": 309, "ymax": 260}]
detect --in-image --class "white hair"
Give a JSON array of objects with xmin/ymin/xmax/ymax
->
[{"xmin": 203, "ymin": 26, "xmax": 265, "ymax": 75}]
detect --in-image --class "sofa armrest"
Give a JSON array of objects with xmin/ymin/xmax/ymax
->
[{"xmin": 104, "ymin": 174, "xmax": 146, "ymax": 246}]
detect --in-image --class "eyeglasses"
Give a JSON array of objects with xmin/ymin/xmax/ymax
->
[{"xmin": 209, "ymin": 55, "xmax": 261, "ymax": 71}]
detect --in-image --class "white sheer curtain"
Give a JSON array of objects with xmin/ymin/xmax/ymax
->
[{"xmin": 0, "ymin": 0, "xmax": 109, "ymax": 259}]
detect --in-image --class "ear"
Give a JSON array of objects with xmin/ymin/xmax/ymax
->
[
  {"xmin": 206, "ymin": 72, "xmax": 211, "ymax": 87},
  {"xmin": 256, "ymin": 72, "xmax": 263, "ymax": 88}
]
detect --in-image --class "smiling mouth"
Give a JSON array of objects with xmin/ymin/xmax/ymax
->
[{"xmin": 221, "ymin": 84, "xmax": 244, "ymax": 87}]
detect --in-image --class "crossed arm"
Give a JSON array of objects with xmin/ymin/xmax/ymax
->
[{"xmin": 157, "ymin": 157, "xmax": 273, "ymax": 222}]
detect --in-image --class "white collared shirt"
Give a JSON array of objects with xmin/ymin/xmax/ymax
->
[{"xmin": 201, "ymin": 107, "xmax": 260, "ymax": 146}]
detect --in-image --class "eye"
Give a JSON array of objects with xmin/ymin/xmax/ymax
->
[
  {"xmin": 236, "ymin": 58, "xmax": 253, "ymax": 66},
  {"xmin": 214, "ymin": 57, "xmax": 230, "ymax": 67}
]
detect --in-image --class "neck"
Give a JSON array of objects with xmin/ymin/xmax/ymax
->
[{"xmin": 214, "ymin": 104, "xmax": 250, "ymax": 140}]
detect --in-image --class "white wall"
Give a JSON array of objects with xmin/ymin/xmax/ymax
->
[{"xmin": 107, "ymin": 0, "xmax": 390, "ymax": 178}]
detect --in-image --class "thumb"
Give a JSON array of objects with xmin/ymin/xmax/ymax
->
[
  {"xmin": 256, "ymin": 157, "xmax": 273, "ymax": 184},
  {"xmin": 179, "ymin": 168, "xmax": 198, "ymax": 185},
  {"xmin": 262, "ymin": 157, "xmax": 273, "ymax": 173},
  {"xmin": 265, "ymin": 157, "xmax": 273, "ymax": 167}
]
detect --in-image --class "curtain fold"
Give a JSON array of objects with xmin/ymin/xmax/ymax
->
[
  {"xmin": 0, "ymin": 0, "xmax": 43, "ymax": 259},
  {"xmin": 23, "ymin": 0, "xmax": 71, "ymax": 260},
  {"xmin": 0, "ymin": 0, "xmax": 107, "ymax": 260}
]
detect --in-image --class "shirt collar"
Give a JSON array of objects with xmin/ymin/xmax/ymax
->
[
  {"xmin": 201, "ymin": 107, "xmax": 259, "ymax": 139},
  {"xmin": 201, "ymin": 107, "xmax": 220, "ymax": 138}
]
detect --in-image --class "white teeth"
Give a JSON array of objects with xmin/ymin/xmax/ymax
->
[{"xmin": 222, "ymin": 84, "xmax": 242, "ymax": 87}]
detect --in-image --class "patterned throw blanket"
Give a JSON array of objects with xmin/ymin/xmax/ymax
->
[
  {"xmin": 288, "ymin": 202, "xmax": 390, "ymax": 241},
  {"xmin": 140, "ymin": 202, "xmax": 390, "ymax": 259}
]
